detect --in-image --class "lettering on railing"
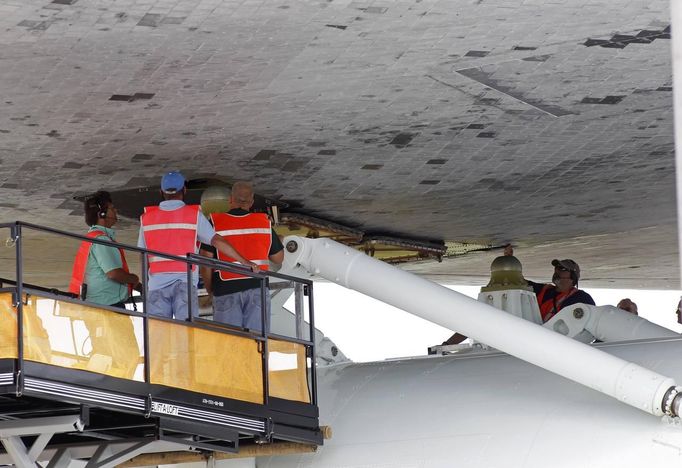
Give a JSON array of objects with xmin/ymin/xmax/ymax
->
[{"xmin": 151, "ymin": 402, "xmax": 179, "ymax": 416}]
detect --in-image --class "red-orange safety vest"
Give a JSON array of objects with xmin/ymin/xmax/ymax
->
[
  {"xmin": 69, "ymin": 230, "xmax": 133, "ymax": 297},
  {"xmin": 140, "ymin": 204, "xmax": 201, "ymax": 274},
  {"xmin": 537, "ymin": 284, "xmax": 578, "ymax": 322},
  {"xmin": 210, "ymin": 212, "xmax": 271, "ymax": 281}
]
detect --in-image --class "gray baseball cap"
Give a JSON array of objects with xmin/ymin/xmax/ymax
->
[{"xmin": 551, "ymin": 259, "xmax": 580, "ymax": 281}]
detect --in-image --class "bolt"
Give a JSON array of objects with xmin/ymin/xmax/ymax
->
[
  {"xmin": 573, "ymin": 308, "xmax": 584, "ymax": 319},
  {"xmin": 286, "ymin": 240, "xmax": 298, "ymax": 253}
]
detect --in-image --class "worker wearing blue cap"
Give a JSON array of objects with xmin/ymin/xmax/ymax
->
[{"xmin": 138, "ymin": 171, "xmax": 257, "ymax": 320}]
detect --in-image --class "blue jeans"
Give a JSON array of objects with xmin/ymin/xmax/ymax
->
[
  {"xmin": 147, "ymin": 280, "xmax": 198, "ymax": 321},
  {"xmin": 213, "ymin": 288, "xmax": 270, "ymax": 333}
]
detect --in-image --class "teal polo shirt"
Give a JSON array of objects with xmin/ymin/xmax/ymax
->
[{"xmin": 84, "ymin": 225, "xmax": 129, "ymax": 306}]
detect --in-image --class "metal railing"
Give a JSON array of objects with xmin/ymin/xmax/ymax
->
[{"xmin": 0, "ymin": 221, "xmax": 318, "ymax": 407}]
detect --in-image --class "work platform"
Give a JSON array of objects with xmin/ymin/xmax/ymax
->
[{"xmin": 0, "ymin": 221, "xmax": 322, "ymax": 468}]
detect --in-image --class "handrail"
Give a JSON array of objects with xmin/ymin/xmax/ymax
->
[
  {"xmin": 7, "ymin": 221, "xmax": 259, "ymax": 277},
  {"xmin": 0, "ymin": 277, "xmax": 78, "ymax": 299},
  {"xmin": 186, "ymin": 253, "xmax": 313, "ymax": 285}
]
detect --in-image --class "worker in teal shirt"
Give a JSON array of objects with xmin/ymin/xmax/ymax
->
[{"xmin": 69, "ymin": 191, "xmax": 139, "ymax": 308}]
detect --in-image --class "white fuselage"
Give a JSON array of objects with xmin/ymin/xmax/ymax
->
[{"xmin": 263, "ymin": 337, "xmax": 682, "ymax": 468}]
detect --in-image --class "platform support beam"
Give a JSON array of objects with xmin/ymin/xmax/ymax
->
[
  {"xmin": 0, "ymin": 415, "xmax": 85, "ymax": 468},
  {"xmin": 46, "ymin": 448, "xmax": 82, "ymax": 468},
  {"xmin": 84, "ymin": 440, "xmax": 152, "ymax": 468},
  {"xmin": 28, "ymin": 432, "xmax": 54, "ymax": 461},
  {"xmin": 2, "ymin": 436, "xmax": 38, "ymax": 468}
]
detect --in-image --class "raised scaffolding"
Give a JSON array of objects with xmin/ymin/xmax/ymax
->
[{"xmin": 0, "ymin": 221, "xmax": 322, "ymax": 468}]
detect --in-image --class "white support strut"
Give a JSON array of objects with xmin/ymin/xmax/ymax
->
[
  {"xmin": 545, "ymin": 303, "xmax": 679, "ymax": 343},
  {"xmin": 672, "ymin": 0, "xmax": 682, "ymax": 290},
  {"xmin": 0, "ymin": 415, "xmax": 85, "ymax": 468},
  {"xmin": 282, "ymin": 236, "xmax": 682, "ymax": 418}
]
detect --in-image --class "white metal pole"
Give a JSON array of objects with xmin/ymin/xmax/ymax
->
[
  {"xmin": 672, "ymin": 0, "xmax": 682, "ymax": 289},
  {"xmin": 283, "ymin": 236, "xmax": 680, "ymax": 417}
]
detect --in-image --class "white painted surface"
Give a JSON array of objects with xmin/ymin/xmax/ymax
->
[
  {"xmin": 477, "ymin": 289, "xmax": 542, "ymax": 325},
  {"xmin": 262, "ymin": 338, "xmax": 682, "ymax": 468}
]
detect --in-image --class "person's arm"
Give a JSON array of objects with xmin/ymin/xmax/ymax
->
[
  {"xmin": 269, "ymin": 250, "xmax": 284, "ymax": 264},
  {"xmin": 106, "ymin": 268, "xmax": 140, "ymax": 288},
  {"xmin": 527, "ymin": 280, "xmax": 543, "ymax": 294},
  {"xmin": 196, "ymin": 213, "xmax": 258, "ymax": 272},
  {"xmin": 199, "ymin": 247, "xmax": 214, "ymax": 294},
  {"xmin": 137, "ymin": 223, "xmax": 146, "ymax": 248},
  {"xmin": 210, "ymin": 234, "xmax": 259, "ymax": 272},
  {"xmin": 92, "ymin": 243, "xmax": 139, "ymax": 288},
  {"xmin": 268, "ymin": 229, "xmax": 284, "ymax": 264}
]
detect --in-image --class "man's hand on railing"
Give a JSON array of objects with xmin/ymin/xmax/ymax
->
[{"xmin": 245, "ymin": 260, "xmax": 259, "ymax": 273}]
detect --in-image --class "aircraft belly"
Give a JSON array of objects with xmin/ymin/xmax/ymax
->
[{"xmin": 263, "ymin": 338, "xmax": 682, "ymax": 467}]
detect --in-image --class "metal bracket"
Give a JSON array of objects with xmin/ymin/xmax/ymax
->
[
  {"xmin": 6, "ymin": 225, "xmax": 19, "ymax": 247},
  {"xmin": 80, "ymin": 405, "xmax": 90, "ymax": 427},
  {"xmin": 12, "ymin": 291, "xmax": 29, "ymax": 308},
  {"xmin": 144, "ymin": 394, "xmax": 152, "ymax": 418},
  {"xmin": 15, "ymin": 369, "xmax": 23, "ymax": 397},
  {"xmin": 255, "ymin": 418, "xmax": 274, "ymax": 444}
]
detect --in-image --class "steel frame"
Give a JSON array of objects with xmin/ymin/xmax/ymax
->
[{"xmin": 0, "ymin": 221, "xmax": 322, "ymax": 467}]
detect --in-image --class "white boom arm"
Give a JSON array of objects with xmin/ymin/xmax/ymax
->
[
  {"xmin": 282, "ymin": 236, "xmax": 682, "ymax": 418},
  {"xmin": 545, "ymin": 303, "xmax": 679, "ymax": 343}
]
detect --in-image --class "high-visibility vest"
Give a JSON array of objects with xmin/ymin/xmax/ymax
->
[
  {"xmin": 537, "ymin": 284, "xmax": 578, "ymax": 322},
  {"xmin": 210, "ymin": 212, "xmax": 271, "ymax": 281},
  {"xmin": 69, "ymin": 230, "xmax": 132, "ymax": 297},
  {"xmin": 140, "ymin": 204, "xmax": 201, "ymax": 274}
]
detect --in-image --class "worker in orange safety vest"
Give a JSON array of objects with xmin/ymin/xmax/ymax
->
[
  {"xmin": 200, "ymin": 181, "xmax": 284, "ymax": 333},
  {"xmin": 138, "ymin": 171, "xmax": 257, "ymax": 320}
]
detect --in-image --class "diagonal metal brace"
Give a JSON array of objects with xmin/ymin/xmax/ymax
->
[
  {"xmin": 84, "ymin": 440, "xmax": 152, "ymax": 468},
  {"xmin": 0, "ymin": 415, "xmax": 84, "ymax": 468}
]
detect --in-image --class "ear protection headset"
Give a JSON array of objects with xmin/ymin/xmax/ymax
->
[
  {"xmin": 86, "ymin": 193, "xmax": 108, "ymax": 219},
  {"xmin": 96, "ymin": 199, "xmax": 107, "ymax": 219}
]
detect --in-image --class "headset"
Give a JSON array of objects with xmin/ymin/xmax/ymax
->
[
  {"xmin": 96, "ymin": 199, "xmax": 107, "ymax": 219},
  {"xmin": 86, "ymin": 192, "xmax": 110, "ymax": 220}
]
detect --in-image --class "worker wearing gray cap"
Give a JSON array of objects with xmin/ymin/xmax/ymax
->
[
  {"xmin": 528, "ymin": 259, "xmax": 595, "ymax": 322},
  {"xmin": 504, "ymin": 246, "xmax": 595, "ymax": 323}
]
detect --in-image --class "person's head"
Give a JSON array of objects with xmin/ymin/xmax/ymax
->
[
  {"xmin": 230, "ymin": 181, "xmax": 255, "ymax": 211},
  {"xmin": 84, "ymin": 191, "xmax": 117, "ymax": 228},
  {"xmin": 617, "ymin": 298, "xmax": 638, "ymax": 315},
  {"xmin": 160, "ymin": 171, "xmax": 186, "ymax": 200},
  {"xmin": 551, "ymin": 259, "xmax": 580, "ymax": 292},
  {"xmin": 677, "ymin": 298, "xmax": 682, "ymax": 325}
]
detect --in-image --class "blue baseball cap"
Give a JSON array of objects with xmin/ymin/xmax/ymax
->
[{"xmin": 161, "ymin": 171, "xmax": 185, "ymax": 193}]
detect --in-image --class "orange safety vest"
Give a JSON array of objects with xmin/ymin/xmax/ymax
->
[
  {"xmin": 69, "ymin": 230, "xmax": 133, "ymax": 297},
  {"xmin": 210, "ymin": 212, "xmax": 272, "ymax": 281},
  {"xmin": 140, "ymin": 204, "xmax": 201, "ymax": 274},
  {"xmin": 537, "ymin": 284, "xmax": 578, "ymax": 322}
]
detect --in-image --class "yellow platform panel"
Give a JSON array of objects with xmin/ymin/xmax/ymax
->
[
  {"xmin": 0, "ymin": 292, "xmax": 312, "ymax": 405},
  {"xmin": 268, "ymin": 339, "xmax": 310, "ymax": 403},
  {"xmin": 149, "ymin": 319, "xmax": 264, "ymax": 404}
]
